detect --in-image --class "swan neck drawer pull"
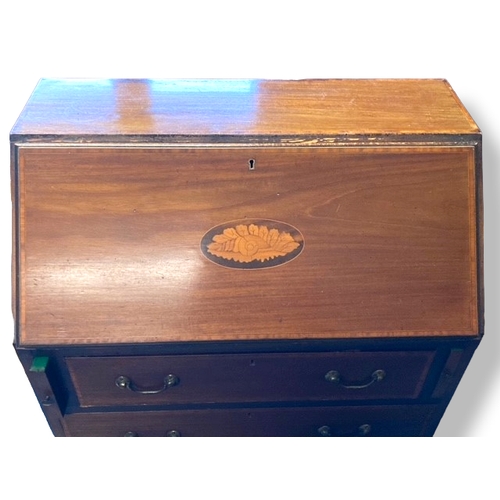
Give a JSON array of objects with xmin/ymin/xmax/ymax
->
[
  {"xmin": 115, "ymin": 374, "xmax": 180, "ymax": 394},
  {"xmin": 318, "ymin": 424, "xmax": 372, "ymax": 437},
  {"xmin": 324, "ymin": 369, "xmax": 386, "ymax": 389}
]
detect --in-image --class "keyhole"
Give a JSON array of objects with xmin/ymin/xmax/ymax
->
[{"xmin": 248, "ymin": 159, "xmax": 256, "ymax": 171}]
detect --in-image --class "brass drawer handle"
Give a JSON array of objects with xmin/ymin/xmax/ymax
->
[
  {"xmin": 324, "ymin": 369, "xmax": 386, "ymax": 389},
  {"xmin": 123, "ymin": 430, "xmax": 181, "ymax": 437},
  {"xmin": 115, "ymin": 374, "xmax": 179, "ymax": 394},
  {"xmin": 318, "ymin": 424, "xmax": 371, "ymax": 437}
]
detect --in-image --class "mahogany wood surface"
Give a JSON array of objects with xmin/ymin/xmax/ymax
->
[
  {"xmin": 66, "ymin": 350, "xmax": 435, "ymax": 407},
  {"xmin": 10, "ymin": 79, "xmax": 483, "ymax": 437},
  {"xmin": 11, "ymin": 79, "xmax": 479, "ymax": 138},
  {"xmin": 64, "ymin": 404, "xmax": 438, "ymax": 437},
  {"xmin": 17, "ymin": 145, "xmax": 478, "ymax": 345}
]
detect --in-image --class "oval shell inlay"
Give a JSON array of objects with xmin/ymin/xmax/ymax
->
[{"xmin": 201, "ymin": 219, "xmax": 304, "ymax": 269}]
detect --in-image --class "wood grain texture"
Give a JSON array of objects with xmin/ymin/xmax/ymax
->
[
  {"xmin": 10, "ymin": 79, "xmax": 484, "ymax": 438},
  {"xmin": 66, "ymin": 351, "xmax": 435, "ymax": 407},
  {"xmin": 11, "ymin": 79, "xmax": 479, "ymax": 138},
  {"xmin": 64, "ymin": 404, "xmax": 439, "ymax": 437},
  {"xmin": 17, "ymin": 145, "xmax": 478, "ymax": 345}
]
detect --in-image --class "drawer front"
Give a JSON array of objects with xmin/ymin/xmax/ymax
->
[
  {"xmin": 18, "ymin": 146, "xmax": 478, "ymax": 346},
  {"xmin": 64, "ymin": 404, "xmax": 438, "ymax": 437},
  {"xmin": 66, "ymin": 351, "xmax": 435, "ymax": 407}
]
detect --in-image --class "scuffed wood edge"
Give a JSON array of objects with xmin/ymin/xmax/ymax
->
[{"xmin": 10, "ymin": 133, "xmax": 482, "ymax": 148}]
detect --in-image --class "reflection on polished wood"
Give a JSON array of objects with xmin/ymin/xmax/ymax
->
[
  {"xmin": 11, "ymin": 79, "xmax": 483, "ymax": 437},
  {"xmin": 11, "ymin": 79, "xmax": 479, "ymax": 138},
  {"xmin": 17, "ymin": 146, "xmax": 478, "ymax": 345}
]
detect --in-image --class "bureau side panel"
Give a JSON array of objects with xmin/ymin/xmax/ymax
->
[{"xmin": 17, "ymin": 146, "xmax": 478, "ymax": 345}]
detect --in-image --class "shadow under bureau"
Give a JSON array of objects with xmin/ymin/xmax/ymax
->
[{"xmin": 10, "ymin": 78, "xmax": 483, "ymax": 436}]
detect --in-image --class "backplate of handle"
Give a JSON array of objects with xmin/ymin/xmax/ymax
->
[
  {"xmin": 115, "ymin": 373, "xmax": 179, "ymax": 394},
  {"xmin": 324, "ymin": 369, "xmax": 386, "ymax": 389}
]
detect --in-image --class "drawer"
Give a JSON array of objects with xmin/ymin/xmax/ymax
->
[
  {"xmin": 64, "ymin": 404, "xmax": 439, "ymax": 437},
  {"xmin": 66, "ymin": 350, "xmax": 435, "ymax": 407}
]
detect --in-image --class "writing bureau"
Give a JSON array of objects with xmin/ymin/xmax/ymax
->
[{"xmin": 10, "ymin": 79, "xmax": 483, "ymax": 436}]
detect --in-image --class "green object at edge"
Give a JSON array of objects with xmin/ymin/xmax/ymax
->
[{"xmin": 29, "ymin": 356, "xmax": 49, "ymax": 373}]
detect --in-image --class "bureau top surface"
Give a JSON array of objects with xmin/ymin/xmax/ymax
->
[{"xmin": 11, "ymin": 79, "xmax": 479, "ymax": 139}]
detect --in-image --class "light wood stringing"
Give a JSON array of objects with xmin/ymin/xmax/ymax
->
[{"xmin": 17, "ymin": 146, "xmax": 478, "ymax": 345}]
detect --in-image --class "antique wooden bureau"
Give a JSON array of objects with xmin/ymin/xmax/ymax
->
[{"xmin": 10, "ymin": 79, "xmax": 483, "ymax": 436}]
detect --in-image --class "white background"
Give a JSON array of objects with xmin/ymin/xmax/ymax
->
[{"xmin": 0, "ymin": 1, "xmax": 498, "ymax": 497}]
